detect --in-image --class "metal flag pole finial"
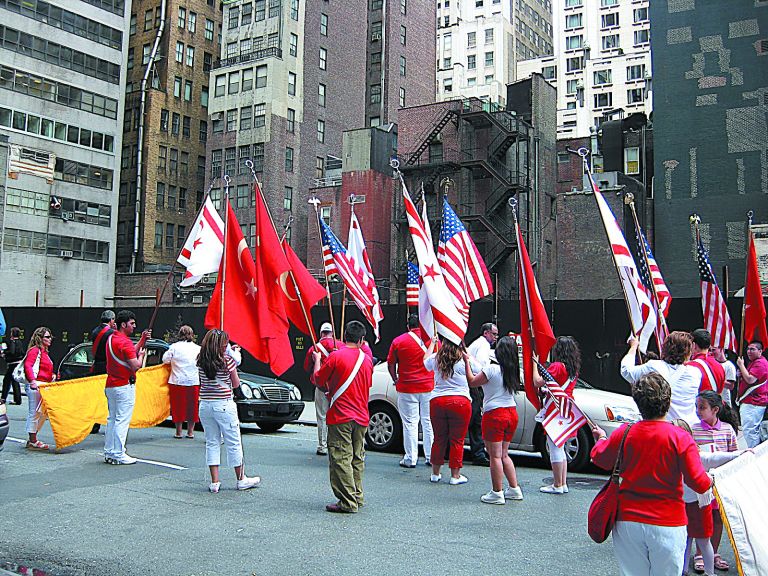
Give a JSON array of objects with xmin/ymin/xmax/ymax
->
[
  {"xmin": 689, "ymin": 213, "xmax": 701, "ymax": 226},
  {"xmin": 747, "ymin": 210, "xmax": 754, "ymax": 226}
]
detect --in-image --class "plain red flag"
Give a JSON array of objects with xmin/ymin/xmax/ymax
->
[
  {"xmin": 205, "ymin": 198, "xmax": 293, "ymax": 375},
  {"xmin": 517, "ymin": 222, "xmax": 556, "ymax": 410},
  {"xmin": 744, "ymin": 233, "xmax": 768, "ymax": 346},
  {"xmin": 281, "ymin": 239, "xmax": 326, "ymax": 336}
]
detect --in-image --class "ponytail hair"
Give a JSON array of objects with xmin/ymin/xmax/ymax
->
[{"xmin": 697, "ymin": 390, "xmax": 739, "ymax": 432}]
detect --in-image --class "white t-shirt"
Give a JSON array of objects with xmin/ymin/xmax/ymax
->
[
  {"xmin": 162, "ymin": 341, "xmax": 201, "ymax": 386},
  {"xmin": 424, "ymin": 354, "xmax": 471, "ymax": 400},
  {"xmin": 481, "ymin": 362, "xmax": 517, "ymax": 412},
  {"xmin": 467, "ymin": 336, "xmax": 492, "ymax": 369},
  {"xmin": 720, "ymin": 359, "xmax": 736, "ymax": 405}
]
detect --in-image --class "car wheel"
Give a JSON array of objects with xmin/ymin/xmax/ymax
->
[
  {"xmin": 366, "ymin": 402, "xmax": 402, "ymax": 453},
  {"xmin": 256, "ymin": 422, "xmax": 284, "ymax": 433},
  {"xmin": 536, "ymin": 425, "xmax": 592, "ymax": 472}
]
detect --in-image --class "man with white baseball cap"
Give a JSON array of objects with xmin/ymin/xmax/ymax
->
[{"xmin": 303, "ymin": 322, "xmax": 338, "ymax": 455}]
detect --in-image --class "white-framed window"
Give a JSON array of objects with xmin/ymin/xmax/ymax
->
[
  {"xmin": 175, "ymin": 41, "xmax": 184, "ymax": 63},
  {"xmin": 186, "ymin": 46, "xmax": 194, "ymax": 67},
  {"xmin": 601, "ymin": 13, "xmax": 619, "ymax": 28},
  {"xmin": 602, "ymin": 34, "xmax": 620, "ymax": 50},
  {"xmin": 399, "ymin": 87, "xmax": 405, "ymax": 107},
  {"xmin": 627, "ymin": 63, "xmax": 646, "ymax": 81},
  {"xmin": 319, "ymin": 47, "xmax": 327, "ymax": 70},
  {"xmin": 627, "ymin": 87, "xmax": 644, "ymax": 103},
  {"xmin": 443, "ymin": 78, "xmax": 453, "ymax": 93},
  {"xmin": 319, "ymin": 83, "xmax": 326, "ymax": 107},
  {"xmin": 600, "ymin": 0, "xmax": 618, "ymax": 6},
  {"xmin": 485, "ymin": 51, "xmax": 494, "ymax": 66},
  {"xmin": 290, "ymin": 33, "xmax": 298, "ymax": 57},
  {"xmin": 178, "ymin": 7, "xmax": 186, "ymax": 28},
  {"xmin": 214, "ymin": 74, "xmax": 226, "ymax": 97},
  {"xmin": 593, "ymin": 69, "xmax": 612, "ymax": 86},
  {"xmin": 542, "ymin": 65, "xmax": 556, "ymax": 79},
  {"xmin": 565, "ymin": 13, "xmax": 582, "ymax": 30},
  {"xmin": 242, "ymin": 69, "xmax": 253, "ymax": 91},
  {"xmin": 485, "ymin": 28, "xmax": 494, "ymax": 44},
  {"xmin": 467, "ymin": 77, "xmax": 476, "ymax": 86},
  {"xmin": 565, "ymin": 0, "xmax": 582, "ymax": 6},
  {"xmin": 566, "ymin": 56, "xmax": 583, "ymax": 72},
  {"xmin": 256, "ymin": 65, "xmax": 267, "ymax": 88},
  {"xmin": 188, "ymin": 12, "xmax": 196, "ymax": 32},
  {"xmin": 566, "ymin": 79, "xmax": 579, "ymax": 94},
  {"xmin": 317, "ymin": 119, "xmax": 325, "ymax": 143},
  {"xmin": 634, "ymin": 29, "xmax": 650, "ymax": 45},
  {"xmin": 468, "ymin": 55, "xmax": 476, "ymax": 70},
  {"xmin": 205, "ymin": 19, "xmax": 214, "ymax": 41},
  {"xmin": 594, "ymin": 92, "xmax": 612, "ymax": 108},
  {"xmin": 624, "ymin": 147, "xmax": 640, "ymax": 175},
  {"xmin": 565, "ymin": 35, "xmax": 582, "ymax": 50},
  {"xmin": 320, "ymin": 13, "xmax": 328, "ymax": 35},
  {"xmin": 288, "ymin": 72, "xmax": 296, "ymax": 95},
  {"xmin": 228, "ymin": 72, "xmax": 240, "ymax": 94},
  {"xmin": 287, "ymin": 108, "xmax": 295, "ymax": 132},
  {"xmin": 467, "ymin": 31, "xmax": 476, "ymax": 48},
  {"xmin": 633, "ymin": 7, "xmax": 648, "ymax": 23}
]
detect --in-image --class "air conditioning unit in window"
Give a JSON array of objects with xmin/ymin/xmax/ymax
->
[
  {"xmin": 192, "ymin": 295, "xmax": 203, "ymax": 304},
  {"xmin": 61, "ymin": 210, "xmax": 74, "ymax": 221},
  {"xmin": 371, "ymin": 32, "xmax": 382, "ymax": 41},
  {"xmin": 60, "ymin": 250, "xmax": 73, "ymax": 258},
  {"xmin": 211, "ymin": 112, "xmax": 223, "ymax": 121}
]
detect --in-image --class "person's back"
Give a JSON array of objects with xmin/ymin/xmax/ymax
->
[
  {"xmin": 322, "ymin": 346, "xmax": 373, "ymax": 426},
  {"xmin": 388, "ymin": 328, "xmax": 433, "ymax": 394}
]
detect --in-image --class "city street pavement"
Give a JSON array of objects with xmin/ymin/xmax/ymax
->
[{"xmin": 0, "ymin": 403, "xmax": 736, "ymax": 576}]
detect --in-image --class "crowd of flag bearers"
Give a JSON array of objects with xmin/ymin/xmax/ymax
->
[{"xmin": 10, "ymin": 159, "xmax": 767, "ymax": 575}]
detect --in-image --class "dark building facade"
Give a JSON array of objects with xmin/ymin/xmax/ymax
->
[{"xmin": 651, "ymin": 0, "xmax": 768, "ymax": 297}]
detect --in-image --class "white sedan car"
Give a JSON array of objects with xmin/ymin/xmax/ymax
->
[{"xmin": 366, "ymin": 363, "xmax": 640, "ymax": 471}]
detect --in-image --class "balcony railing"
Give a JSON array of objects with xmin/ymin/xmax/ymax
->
[{"xmin": 213, "ymin": 47, "xmax": 282, "ymax": 70}]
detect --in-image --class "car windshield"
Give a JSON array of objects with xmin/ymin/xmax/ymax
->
[{"xmin": 575, "ymin": 379, "xmax": 593, "ymax": 389}]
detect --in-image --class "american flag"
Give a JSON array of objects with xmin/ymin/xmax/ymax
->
[
  {"xmin": 697, "ymin": 236, "xmax": 736, "ymax": 352},
  {"xmin": 536, "ymin": 360, "xmax": 588, "ymax": 448},
  {"xmin": 347, "ymin": 210, "xmax": 383, "ymax": 341},
  {"xmin": 318, "ymin": 215, "xmax": 379, "ymax": 331},
  {"xmin": 406, "ymin": 262, "xmax": 419, "ymax": 308},
  {"xmin": 438, "ymin": 198, "xmax": 493, "ymax": 321},
  {"xmin": 590, "ymin": 173, "xmax": 656, "ymax": 353},
  {"xmin": 635, "ymin": 228, "xmax": 671, "ymax": 345},
  {"xmin": 401, "ymin": 184, "xmax": 467, "ymax": 344},
  {"xmin": 8, "ymin": 145, "xmax": 55, "ymax": 182}
]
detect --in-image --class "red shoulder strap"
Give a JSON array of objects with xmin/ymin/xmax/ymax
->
[{"xmin": 92, "ymin": 325, "xmax": 112, "ymax": 355}]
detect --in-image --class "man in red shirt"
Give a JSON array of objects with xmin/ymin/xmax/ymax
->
[
  {"xmin": 104, "ymin": 310, "xmax": 150, "ymax": 465},
  {"xmin": 311, "ymin": 320, "xmax": 373, "ymax": 513},
  {"xmin": 736, "ymin": 340, "xmax": 768, "ymax": 448},
  {"xmin": 303, "ymin": 322, "xmax": 339, "ymax": 456},
  {"xmin": 687, "ymin": 328, "xmax": 725, "ymax": 393},
  {"xmin": 387, "ymin": 314, "xmax": 434, "ymax": 468}
]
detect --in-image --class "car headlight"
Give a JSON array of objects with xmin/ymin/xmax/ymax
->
[
  {"xmin": 240, "ymin": 385, "xmax": 253, "ymax": 399},
  {"xmin": 251, "ymin": 387, "xmax": 263, "ymax": 399},
  {"xmin": 605, "ymin": 405, "xmax": 640, "ymax": 423},
  {"xmin": 289, "ymin": 385, "xmax": 301, "ymax": 401}
]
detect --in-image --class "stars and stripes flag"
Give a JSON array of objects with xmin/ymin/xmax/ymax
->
[
  {"xmin": 406, "ymin": 262, "xmax": 420, "ymax": 308},
  {"xmin": 401, "ymin": 184, "xmax": 467, "ymax": 345},
  {"xmin": 536, "ymin": 360, "xmax": 588, "ymax": 448},
  {"xmin": 8, "ymin": 145, "xmax": 55, "ymax": 182},
  {"xmin": 438, "ymin": 197, "xmax": 493, "ymax": 321},
  {"xmin": 635, "ymin": 227, "xmax": 671, "ymax": 345},
  {"xmin": 590, "ymin": 173, "xmax": 656, "ymax": 353},
  {"xmin": 318, "ymin": 215, "xmax": 380, "ymax": 336},
  {"xmin": 177, "ymin": 196, "xmax": 225, "ymax": 286},
  {"xmin": 347, "ymin": 210, "xmax": 383, "ymax": 342},
  {"xmin": 697, "ymin": 235, "xmax": 737, "ymax": 352}
]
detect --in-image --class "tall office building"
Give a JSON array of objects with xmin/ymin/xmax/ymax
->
[
  {"xmin": 207, "ymin": 0, "xmax": 435, "ymax": 262},
  {"xmin": 117, "ymin": 0, "xmax": 222, "ymax": 273},
  {"xmin": 517, "ymin": 0, "xmax": 652, "ymax": 139},
  {"xmin": 436, "ymin": 0, "xmax": 553, "ymax": 105},
  {"xmin": 0, "ymin": 0, "xmax": 130, "ymax": 306}
]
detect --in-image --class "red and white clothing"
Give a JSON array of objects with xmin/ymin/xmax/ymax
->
[
  {"xmin": 24, "ymin": 346, "xmax": 54, "ymax": 384},
  {"xmin": 303, "ymin": 336, "xmax": 340, "ymax": 372},
  {"xmin": 692, "ymin": 419, "xmax": 737, "ymax": 453},
  {"xmin": 738, "ymin": 356, "xmax": 768, "ymax": 406},
  {"xmin": 198, "ymin": 356, "xmax": 238, "ymax": 400},
  {"xmin": 106, "ymin": 332, "xmax": 138, "ymax": 388},
  {"xmin": 313, "ymin": 346, "xmax": 373, "ymax": 427},
  {"xmin": 480, "ymin": 362, "xmax": 519, "ymax": 444},
  {"xmin": 687, "ymin": 352, "xmax": 725, "ymax": 394},
  {"xmin": 591, "ymin": 420, "xmax": 711, "ymax": 527},
  {"xmin": 387, "ymin": 328, "xmax": 434, "ymax": 394},
  {"xmin": 540, "ymin": 362, "xmax": 578, "ymax": 450},
  {"xmin": 424, "ymin": 355, "xmax": 471, "ymax": 400},
  {"xmin": 430, "ymin": 395, "xmax": 471, "ymax": 469},
  {"xmin": 303, "ymin": 336, "xmax": 340, "ymax": 453}
]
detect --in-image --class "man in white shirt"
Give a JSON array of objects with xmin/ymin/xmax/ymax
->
[
  {"xmin": 710, "ymin": 346, "xmax": 737, "ymax": 407},
  {"xmin": 466, "ymin": 323, "xmax": 498, "ymax": 466}
]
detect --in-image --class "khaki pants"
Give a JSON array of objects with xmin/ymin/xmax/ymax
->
[{"xmin": 327, "ymin": 421, "xmax": 366, "ymax": 512}]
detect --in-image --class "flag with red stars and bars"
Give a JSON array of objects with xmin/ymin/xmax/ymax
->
[
  {"xmin": 697, "ymin": 235, "xmax": 736, "ymax": 352},
  {"xmin": 406, "ymin": 262, "xmax": 420, "ymax": 308},
  {"xmin": 438, "ymin": 197, "xmax": 493, "ymax": 321},
  {"xmin": 177, "ymin": 196, "xmax": 225, "ymax": 287},
  {"xmin": 635, "ymin": 227, "xmax": 671, "ymax": 345}
]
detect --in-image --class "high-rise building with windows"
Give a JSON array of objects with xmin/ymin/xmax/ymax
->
[
  {"xmin": 0, "ymin": 0, "xmax": 130, "ymax": 306},
  {"xmin": 436, "ymin": 0, "xmax": 553, "ymax": 106},
  {"xmin": 117, "ymin": 0, "xmax": 223, "ymax": 273},
  {"xmin": 517, "ymin": 0, "xmax": 652, "ymax": 139}
]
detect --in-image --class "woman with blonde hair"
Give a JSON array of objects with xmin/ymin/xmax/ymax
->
[
  {"xmin": 162, "ymin": 325, "xmax": 201, "ymax": 439},
  {"xmin": 197, "ymin": 329, "xmax": 259, "ymax": 493},
  {"xmin": 424, "ymin": 337, "xmax": 472, "ymax": 485},
  {"xmin": 23, "ymin": 327, "xmax": 56, "ymax": 451}
]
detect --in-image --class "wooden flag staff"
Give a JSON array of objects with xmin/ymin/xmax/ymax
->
[{"xmin": 309, "ymin": 195, "xmax": 339, "ymax": 347}]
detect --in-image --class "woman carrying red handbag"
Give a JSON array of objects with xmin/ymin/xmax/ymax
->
[{"xmin": 590, "ymin": 372, "xmax": 712, "ymax": 576}]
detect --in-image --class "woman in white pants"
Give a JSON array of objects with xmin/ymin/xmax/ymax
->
[{"xmin": 197, "ymin": 329, "xmax": 259, "ymax": 493}]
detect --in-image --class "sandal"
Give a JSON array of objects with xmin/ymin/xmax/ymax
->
[
  {"xmin": 26, "ymin": 440, "xmax": 49, "ymax": 451},
  {"xmin": 693, "ymin": 555, "xmax": 705, "ymax": 574},
  {"xmin": 714, "ymin": 554, "xmax": 729, "ymax": 571},
  {"xmin": 186, "ymin": 434, "xmax": 195, "ymax": 439},
  {"xmin": 173, "ymin": 434, "xmax": 183, "ymax": 439}
]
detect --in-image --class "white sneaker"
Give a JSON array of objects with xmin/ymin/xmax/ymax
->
[
  {"xmin": 481, "ymin": 490, "xmax": 505, "ymax": 505},
  {"xmin": 236, "ymin": 475, "xmax": 261, "ymax": 490},
  {"xmin": 430, "ymin": 473, "xmax": 442, "ymax": 483},
  {"xmin": 504, "ymin": 486, "xmax": 524, "ymax": 500},
  {"xmin": 562, "ymin": 484, "xmax": 569, "ymax": 493},
  {"xmin": 449, "ymin": 474, "xmax": 468, "ymax": 485},
  {"xmin": 209, "ymin": 482, "xmax": 221, "ymax": 493},
  {"xmin": 113, "ymin": 455, "xmax": 137, "ymax": 465},
  {"xmin": 539, "ymin": 484, "xmax": 565, "ymax": 494}
]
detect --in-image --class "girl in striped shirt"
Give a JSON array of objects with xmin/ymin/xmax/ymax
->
[{"xmin": 197, "ymin": 329, "xmax": 260, "ymax": 493}]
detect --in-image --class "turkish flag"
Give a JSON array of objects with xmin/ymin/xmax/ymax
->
[
  {"xmin": 205, "ymin": 196, "xmax": 293, "ymax": 375},
  {"xmin": 517, "ymin": 221, "xmax": 555, "ymax": 410},
  {"xmin": 744, "ymin": 233, "xmax": 768, "ymax": 346},
  {"xmin": 281, "ymin": 239, "xmax": 327, "ymax": 337}
]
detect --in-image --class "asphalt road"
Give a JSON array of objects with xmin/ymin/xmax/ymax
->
[{"xmin": 0, "ymin": 404, "xmax": 737, "ymax": 576}]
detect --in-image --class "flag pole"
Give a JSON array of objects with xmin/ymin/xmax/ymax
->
[
  {"xmin": 147, "ymin": 178, "xmax": 218, "ymax": 333},
  {"xmin": 511, "ymin": 198, "xmax": 539, "ymax": 356},
  {"xmin": 627, "ymin": 196, "xmax": 669, "ymax": 345},
  {"xmin": 405, "ymin": 248, "xmax": 410, "ymax": 314},
  {"xmin": 219, "ymin": 174, "xmax": 231, "ymax": 329},
  {"xmin": 738, "ymin": 210, "xmax": 754, "ymax": 356},
  {"xmin": 309, "ymin": 196, "xmax": 339, "ymax": 347}
]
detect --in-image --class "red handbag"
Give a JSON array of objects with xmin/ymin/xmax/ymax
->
[{"xmin": 587, "ymin": 424, "xmax": 633, "ymax": 543}]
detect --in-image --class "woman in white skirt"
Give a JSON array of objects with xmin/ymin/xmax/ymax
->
[{"xmin": 197, "ymin": 329, "xmax": 259, "ymax": 493}]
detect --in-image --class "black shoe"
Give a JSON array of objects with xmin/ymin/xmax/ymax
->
[{"xmin": 472, "ymin": 456, "xmax": 491, "ymax": 467}]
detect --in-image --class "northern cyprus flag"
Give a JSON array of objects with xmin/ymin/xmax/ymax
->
[{"xmin": 177, "ymin": 197, "xmax": 225, "ymax": 286}]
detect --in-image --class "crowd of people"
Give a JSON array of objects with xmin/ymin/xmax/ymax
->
[{"xmin": 2, "ymin": 310, "xmax": 767, "ymax": 574}]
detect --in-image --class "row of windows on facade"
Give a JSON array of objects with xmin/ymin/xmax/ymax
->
[
  {"xmin": 3, "ymin": 228, "xmax": 109, "ymax": 263},
  {"xmin": 564, "ymin": 0, "xmax": 637, "ymax": 8},
  {"xmin": 0, "ymin": 0, "xmax": 123, "ymax": 50},
  {"xmin": 0, "ymin": 65, "xmax": 119, "ymax": 120},
  {"xmin": 371, "ymin": 0, "xmax": 408, "ymax": 14},
  {"xmin": 516, "ymin": 0, "xmax": 554, "ymax": 36},
  {"xmin": 120, "ymin": 145, "xmax": 203, "ymax": 180},
  {"xmin": 209, "ymin": 147, "xmax": 327, "ymax": 181},
  {"xmin": 441, "ymin": 51, "xmax": 495, "ymax": 70},
  {"xmin": 442, "ymin": 75, "xmax": 495, "ymax": 92},
  {"xmin": 548, "ymin": 62, "xmax": 648, "ymax": 85},
  {"xmin": 556, "ymin": 87, "xmax": 647, "ymax": 110},
  {"xmin": 515, "ymin": 16, "xmax": 554, "ymax": 55},
  {"xmin": 370, "ymin": 85, "xmax": 407, "ymax": 107},
  {"xmin": 564, "ymin": 8, "xmax": 649, "ymax": 31},
  {"xmin": 118, "ymin": 182, "xmax": 205, "ymax": 213},
  {"xmin": 0, "ymin": 107, "xmax": 115, "ymax": 153},
  {"xmin": 227, "ymin": 0, "xmax": 298, "ymax": 30},
  {"xmin": 0, "ymin": 25, "xmax": 121, "ymax": 84},
  {"xmin": 436, "ymin": 0, "xmax": 505, "ymax": 8},
  {"xmin": 556, "ymin": 146, "xmax": 641, "ymax": 176},
  {"xmin": 224, "ymin": 32, "xmax": 282, "ymax": 59},
  {"xmin": 131, "ymin": 5, "xmax": 217, "ymax": 42},
  {"xmin": 559, "ymin": 29, "xmax": 649, "ymax": 53},
  {"xmin": 5, "ymin": 187, "xmax": 111, "ymax": 227}
]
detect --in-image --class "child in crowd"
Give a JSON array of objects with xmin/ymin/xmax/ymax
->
[{"xmin": 690, "ymin": 390, "xmax": 740, "ymax": 573}]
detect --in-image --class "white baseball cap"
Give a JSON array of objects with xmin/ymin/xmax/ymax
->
[{"xmin": 320, "ymin": 322, "xmax": 333, "ymax": 333}]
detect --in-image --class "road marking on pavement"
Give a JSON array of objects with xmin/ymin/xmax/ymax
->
[{"xmin": 6, "ymin": 436, "xmax": 25, "ymax": 444}]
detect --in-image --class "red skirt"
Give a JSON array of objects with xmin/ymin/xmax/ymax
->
[
  {"xmin": 169, "ymin": 384, "xmax": 200, "ymax": 423},
  {"xmin": 686, "ymin": 502, "xmax": 713, "ymax": 538}
]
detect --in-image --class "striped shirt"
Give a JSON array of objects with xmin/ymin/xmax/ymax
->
[
  {"xmin": 691, "ymin": 419, "xmax": 738, "ymax": 453},
  {"xmin": 198, "ymin": 356, "xmax": 238, "ymax": 400}
]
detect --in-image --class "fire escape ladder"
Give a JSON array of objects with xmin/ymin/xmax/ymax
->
[{"xmin": 405, "ymin": 110, "xmax": 457, "ymax": 166}]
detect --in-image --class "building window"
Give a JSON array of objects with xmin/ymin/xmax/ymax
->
[
  {"xmin": 205, "ymin": 19, "xmax": 214, "ymax": 41},
  {"xmin": 228, "ymin": 6, "xmax": 239, "ymax": 29},
  {"xmin": 400, "ymin": 56, "xmax": 407, "ymax": 76},
  {"xmin": 178, "ymin": 7, "xmax": 186, "ymax": 28},
  {"xmin": 215, "ymin": 75, "xmax": 226, "ymax": 98},
  {"xmin": 565, "ymin": 13, "xmax": 582, "ymax": 29},
  {"xmin": 174, "ymin": 77, "xmax": 182, "ymax": 98},
  {"xmin": 370, "ymin": 84, "xmax": 381, "ymax": 103},
  {"xmin": 371, "ymin": 21, "xmax": 382, "ymax": 39},
  {"xmin": 601, "ymin": 13, "xmax": 619, "ymax": 28},
  {"xmin": 601, "ymin": 0, "xmax": 618, "ymax": 6},
  {"xmin": 156, "ymin": 182, "xmax": 165, "ymax": 208},
  {"xmin": 320, "ymin": 206, "xmax": 331, "ymax": 225},
  {"xmin": 400, "ymin": 0, "xmax": 407, "ymax": 14},
  {"xmin": 169, "ymin": 149, "xmax": 179, "ymax": 174},
  {"xmin": 284, "ymin": 186, "xmax": 293, "ymax": 210},
  {"xmin": 285, "ymin": 147, "xmax": 294, "ymax": 172},
  {"xmin": 291, "ymin": 0, "xmax": 299, "ymax": 20},
  {"xmin": 165, "ymin": 224, "xmax": 175, "ymax": 251},
  {"xmin": 627, "ymin": 64, "xmax": 646, "ymax": 80},
  {"xmin": 566, "ymin": 56, "xmax": 583, "ymax": 72},
  {"xmin": 143, "ymin": 44, "xmax": 152, "ymax": 65},
  {"xmin": 485, "ymin": 74, "xmax": 494, "ymax": 84},
  {"xmin": 565, "ymin": 0, "xmax": 582, "ymax": 5},
  {"xmin": 172, "ymin": 112, "xmax": 180, "ymax": 135},
  {"xmin": 593, "ymin": 69, "xmax": 612, "ymax": 86},
  {"xmin": 127, "ymin": 48, "xmax": 134, "ymax": 70},
  {"xmin": 255, "ymin": 0, "xmax": 266, "ymax": 21},
  {"xmin": 602, "ymin": 34, "xmax": 620, "ymax": 50},
  {"xmin": 287, "ymin": 108, "xmax": 295, "ymax": 132},
  {"xmin": 485, "ymin": 28, "xmax": 494, "ymax": 44},
  {"xmin": 253, "ymin": 143, "xmax": 264, "ymax": 171},
  {"xmin": 317, "ymin": 119, "xmax": 325, "ymax": 142},
  {"xmin": 203, "ymin": 52, "xmax": 213, "ymax": 73},
  {"xmin": 154, "ymin": 222, "xmax": 163, "ymax": 248},
  {"xmin": 566, "ymin": 79, "xmax": 578, "ymax": 94},
  {"xmin": 199, "ymin": 120, "xmax": 207, "ymax": 142},
  {"xmin": 468, "ymin": 55, "xmax": 476, "ymax": 70},
  {"xmin": 226, "ymin": 109, "xmax": 237, "ymax": 131},
  {"xmin": 242, "ymin": 69, "xmax": 254, "ymax": 91},
  {"xmin": 634, "ymin": 7, "xmax": 649, "ymax": 23},
  {"xmin": 186, "ymin": 46, "xmax": 195, "ymax": 67},
  {"xmin": 320, "ymin": 13, "xmax": 328, "ymax": 35},
  {"xmin": 565, "ymin": 35, "xmax": 583, "ymax": 50},
  {"xmin": 627, "ymin": 87, "xmax": 644, "ymax": 103},
  {"xmin": 542, "ymin": 65, "xmax": 556, "ymax": 79},
  {"xmin": 175, "ymin": 41, "xmax": 184, "ymax": 63},
  {"xmin": 319, "ymin": 47, "xmax": 327, "ymax": 70},
  {"xmin": 443, "ymin": 78, "xmax": 453, "ymax": 92},
  {"xmin": 399, "ymin": 87, "xmax": 405, "ymax": 107},
  {"xmin": 201, "ymin": 86, "xmax": 209, "ymax": 108},
  {"xmin": 290, "ymin": 33, "xmax": 298, "ymax": 56},
  {"xmin": 168, "ymin": 185, "xmax": 177, "ymax": 209},
  {"xmin": 315, "ymin": 156, "xmax": 325, "ymax": 179},
  {"xmin": 256, "ymin": 65, "xmax": 268, "ymax": 88},
  {"xmin": 624, "ymin": 147, "xmax": 640, "ymax": 175},
  {"xmin": 400, "ymin": 25, "xmax": 407, "ymax": 45},
  {"xmin": 184, "ymin": 81, "xmax": 192, "ymax": 101},
  {"xmin": 189, "ymin": 12, "xmax": 197, "ymax": 33},
  {"xmin": 467, "ymin": 77, "xmax": 476, "ymax": 86},
  {"xmin": 211, "ymin": 149, "xmax": 222, "ymax": 177},
  {"xmin": 254, "ymin": 103, "xmax": 266, "ymax": 127},
  {"xmin": 130, "ymin": 14, "xmax": 136, "ymax": 35},
  {"xmin": 319, "ymin": 83, "xmax": 326, "ymax": 106},
  {"xmin": 160, "ymin": 109, "xmax": 169, "ymax": 132},
  {"xmin": 224, "ymin": 147, "xmax": 236, "ymax": 175},
  {"xmin": 634, "ymin": 29, "xmax": 650, "ymax": 45},
  {"xmin": 594, "ymin": 92, "xmax": 612, "ymax": 108},
  {"xmin": 144, "ymin": 9, "xmax": 153, "ymax": 31},
  {"xmin": 229, "ymin": 72, "xmax": 240, "ymax": 94},
  {"xmin": 238, "ymin": 145, "xmax": 251, "ymax": 175},
  {"xmin": 485, "ymin": 52, "xmax": 494, "ymax": 66},
  {"xmin": 240, "ymin": 107, "xmax": 252, "ymax": 130},
  {"xmin": 241, "ymin": 2, "xmax": 252, "ymax": 25},
  {"xmin": 372, "ymin": 0, "xmax": 383, "ymax": 8},
  {"xmin": 288, "ymin": 72, "xmax": 296, "ymax": 96}
]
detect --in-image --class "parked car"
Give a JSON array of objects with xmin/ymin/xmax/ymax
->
[
  {"xmin": 365, "ymin": 363, "xmax": 640, "ymax": 471},
  {"xmin": 57, "ymin": 339, "xmax": 304, "ymax": 432},
  {"xmin": 0, "ymin": 400, "xmax": 8, "ymax": 452}
]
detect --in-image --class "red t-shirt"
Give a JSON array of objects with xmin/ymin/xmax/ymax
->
[
  {"xmin": 547, "ymin": 362, "xmax": 576, "ymax": 397},
  {"xmin": 739, "ymin": 356, "xmax": 768, "ymax": 406},
  {"xmin": 687, "ymin": 353, "xmax": 725, "ymax": 393},
  {"xmin": 106, "ymin": 332, "xmax": 138, "ymax": 388},
  {"xmin": 312, "ymin": 346, "xmax": 373, "ymax": 427},
  {"xmin": 387, "ymin": 329, "xmax": 434, "ymax": 394},
  {"xmin": 302, "ymin": 336, "xmax": 341, "ymax": 373},
  {"xmin": 591, "ymin": 420, "xmax": 711, "ymax": 527}
]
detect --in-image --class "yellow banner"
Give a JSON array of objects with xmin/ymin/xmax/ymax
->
[{"xmin": 38, "ymin": 364, "xmax": 171, "ymax": 449}]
